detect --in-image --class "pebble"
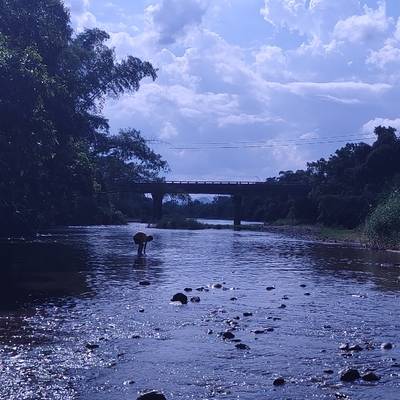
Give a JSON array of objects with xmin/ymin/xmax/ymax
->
[
  {"xmin": 235, "ymin": 343, "xmax": 250, "ymax": 350},
  {"xmin": 278, "ymin": 304, "xmax": 286, "ymax": 309},
  {"xmin": 137, "ymin": 391, "xmax": 167, "ymax": 400},
  {"xmin": 139, "ymin": 308, "xmax": 145, "ymax": 313},
  {"xmin": 139, "ymin": 281, "xmax": 151, "ymax": 286},
  {"xmin": 304, "ymin": 292, "xmax": 311, "ymax": 296},
  {"xmin": 382, "ymin": 342, "xmax": 393, "ymax": 350},
  {"xmin": 230, "ymin": 297, "xmax": 238, "ymax": 301},
  {"xmin": 273, "ymin": 377, "xmax": 285, "ymax": 386},
  {"xmin": 243, "ymin": 312, "xmax": 253, "ymax": 317},
  {"xmin": 190, "ymin": 296, "xmax": 201, "ymax": 303},
  {"xmin": 222, "ymin": 331, "xmax": 235, "ymax": 340},
  {"xmin": 184, "ymin": 288, "xmax": 192, "ymax": 292},
  {"xmin": 85, "ymin": 343, "xmax": 99, "ymax": 350},
  {"xmin": 362, "ymin": 372, "xmax": 380, "ymax": 382},
  {"xmin": 266, "ymin": 286, "xmax": 275, "ymax": 291},
  {"xmin": 171, "ymin": 293, "xmax": 188, "ymax": 304},
  {"xmin": 300, "ymin": 284, "xmax": 307, "ymax": 288},
  {"xmin": 212, "ymin": 283, "xmax": 223, "ymax": 289},
  {"xmin": 340, "ymin": 368, "xmax": 361, "ymax": 382}
]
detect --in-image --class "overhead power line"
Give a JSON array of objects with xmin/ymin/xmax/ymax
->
[{"xmin": 144, "ymin": 133, "xmax": 376, "ymax": 151}]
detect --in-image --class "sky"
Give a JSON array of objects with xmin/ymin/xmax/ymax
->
[{"xmin": 65, "ymin": 0, "xmax": 400, "ymax": 180}]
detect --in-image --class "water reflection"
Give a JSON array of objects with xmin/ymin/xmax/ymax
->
[{"xmin": 0, "ymin": 224, "xmax": 400, "ymax": 400}]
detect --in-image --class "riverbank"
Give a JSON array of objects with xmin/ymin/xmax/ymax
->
[{"xmin": 152, "ymin": 217, "xmax": 366, "ymax": 247}]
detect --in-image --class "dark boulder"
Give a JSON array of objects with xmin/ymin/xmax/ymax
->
[
  {"xmin": 222, "ymin": 331, "xmax": 235, "ymax": 340},
  {"xmin": 212, "ymin": 283, "xmax": 223, "ymax": 289},
  {"xmin": 362, "ymin": 372, "xmax": 380, "ymax": 382},
  {"xmin": 243, "ymin": 312, "xmax": 253, "ymax": 317},
  {"xmin": 273, "ymin": 377, "xmax": 285, "ymax": 386},
  {"xmin": 184, "ymin": 287, "xmax": 192, "ymax": 292},
  {"xmin": 266, "ymin": 286, "xmax": 275, "ymax": 291},
  {"xmin": 171, "ymin": 293, "xmax": 188, "ymax": 304},
  {"xmin": 190, "ymin": 296, "xmax": 201, "ymax": 303},
  {"xmin": 139, "ymin": 281, "xmax": 151, "ymax": 286},
  {"xmin": 137, "ymin": 391, "xmax": 167, "ymax": 400},
  {"xmin": 235, "ymin": 343, "xmax": 250, "ymax": 350},
  {"xmin": 340, "ymin": 368, "xmax": 360, "ymax": 382},
  {"xmin": 382, "ymin": 342, "xmax": 393, "ymax": 350}
]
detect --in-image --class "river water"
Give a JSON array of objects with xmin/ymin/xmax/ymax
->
[{"xmin": 1, "ymin": 223, "xmax": 400, "ymax": 400}]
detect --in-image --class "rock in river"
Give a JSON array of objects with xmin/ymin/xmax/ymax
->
[
  {"xmin": 273, "ymin": 377, "xmax": 285, "ymax": 386},
  {"xmin": 235, "ymin": 343, "xmax": 250, "ymax": 350},
  {"xmin": 340, "ymin": 368, "xmax": 361, "ymax": 382},
  {"xmin": 213, "ymin": 283, "xmax": 223, "ymax": 289},
  {"xmin": 190, "ymin": 296, "xmax": 201, "ymax": 303},
  {"xmin": 243, "ymin": 312, "xmax": 253, "ymax": 317},
  {"xmin": 139, "ymin": 281, "xmax": 151, "ymax": 286},
  {"xmin": 137, "ymin": 391, "xmax": 167, "ymax": 400},
  {"xmin": 266, "ymin": 286, "xmax": 275, "ymax": 291},
  {"xmin": 362, "ymin": 372, "xmax": 380, "ymax": 382},
  {"xmin": 184, "ymin": 287, "xmax": 192, "ymax": 292},
  {"xmin": 171, "ymin": 293, "xmax": 188, "ymax": 304},
  {"xmin": 381, "ymin": 342, "xmax": 393, "ymax": 350},
  {"xmin": 222, "ymin": 331, "xmax": 235, "ymax": 340}
]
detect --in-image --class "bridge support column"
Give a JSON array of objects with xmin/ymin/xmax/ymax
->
[
  {"xmin": 233, "ymin": 195, "xmax": 242, "ymax": 229},
  {"xmin": 151, "ymin": 192, "xmax": 164, "ymax": 222}
]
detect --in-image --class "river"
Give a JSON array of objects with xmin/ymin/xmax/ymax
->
[{"xmin": 1, "ymin": 223, "xmax": 400, "ymax": 400}]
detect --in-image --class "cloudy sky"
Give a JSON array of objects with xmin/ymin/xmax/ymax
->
[{"xmin": 66, "ymin": 0, "xmax": 400, "ymax": 180}]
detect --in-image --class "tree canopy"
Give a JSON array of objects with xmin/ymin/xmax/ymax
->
[{"xmin": 0, "ymin": 0, "xmax": 167, "ymax": 233}]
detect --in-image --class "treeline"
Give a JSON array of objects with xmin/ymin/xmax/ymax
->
[
  {"xmin": 166, "ymin": 126, "xmax": 400, "ymax": 230},
  {"xmin": 0, "ymin": 0, "xmax": 167, "ymax": 234}
]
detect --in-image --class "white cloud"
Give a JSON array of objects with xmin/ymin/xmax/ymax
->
[
  {"xmin": 64, "ymin": 0, "xmax": 97, "ymax": 32},
  {"xmin": 333, "ymin": 2, "xmax": 389, "ymax": 44},
  {"xmin": 260, "ymin": 0, "xmax": 360, "ymax": 39},
  {"xmin": 362, "ymin": 117, "xmax": 400, "ymax": 133},
  {"xmin": 367, "ymin": 42, "xmax": 400, "ymax": 68},
  {"xmin": 146, "ymin": 0, "xmax": 207, "ymax": 44},
  {"xmin": 160, "ymin": 122, "xmax": 178, "ymax": 139}
]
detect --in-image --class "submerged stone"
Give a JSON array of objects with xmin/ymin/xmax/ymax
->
[
  {"xmin": 184, "ymin": 287, "xmax": 192, "ymax": 292},
  {"xmin": 235, "ymin": 343, "xmax": 250, "ymax": 350},
  {"xmin": 382, "ymin": 342, "xmax": 393, "ymax": 350}
]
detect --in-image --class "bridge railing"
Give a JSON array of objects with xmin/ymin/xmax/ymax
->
[{"xmin": 155, "ymin": 181, "xmax": 268, "ymax": 185}]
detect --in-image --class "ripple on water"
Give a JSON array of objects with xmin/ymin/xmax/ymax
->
[{"xmin": 1, "ymin": 223, "xmax": 400, "ymax": 399}]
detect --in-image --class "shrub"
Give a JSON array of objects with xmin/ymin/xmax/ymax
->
[{"xmin": 365, "ymin": 190, "xmax": 400, "ymax": 249}]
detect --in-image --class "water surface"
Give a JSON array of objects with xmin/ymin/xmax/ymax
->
[{"xmin": 1, "ymin": 223, "xmax": 400, "ymax": 399}]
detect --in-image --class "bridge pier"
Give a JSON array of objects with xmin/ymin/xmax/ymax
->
[
  {"xmin": 233, "ymin": 195, "xmax": 242, "ymax": 229},
  {"xmin": 151, "ymin": 192, "xmax": 164, "ymax": 221}
]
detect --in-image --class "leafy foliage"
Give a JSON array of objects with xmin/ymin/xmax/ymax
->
[
  {"xmin": 0, "ymin": 0, "xmax": 167, "ymax": 233},
  {"xmin": 365, "ymin": 190, "xmax": 400, "ymax": 249}
]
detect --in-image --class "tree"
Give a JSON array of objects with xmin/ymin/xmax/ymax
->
[{"xmin": 0, "ymin": 0, "xmax": 167, "ymax": 233}]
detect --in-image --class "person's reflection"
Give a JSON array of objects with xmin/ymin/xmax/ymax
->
[{"xmin": 133, "ymin": 256, "xmax": 148, "ymax": 269}]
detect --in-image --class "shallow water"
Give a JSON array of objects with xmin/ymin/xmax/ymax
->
[{"xmin": 1, "ymin": 223, "xmax": 400, "ymax": 400}]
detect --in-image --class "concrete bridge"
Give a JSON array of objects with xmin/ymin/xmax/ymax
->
[{"xmin": 130, "ymin": 181, "xmax": 310, "ymax": 226}]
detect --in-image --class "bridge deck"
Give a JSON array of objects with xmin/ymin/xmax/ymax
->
[{"xmin": 130, "ymin": 181, "xmax": 309, "ymax": 195}]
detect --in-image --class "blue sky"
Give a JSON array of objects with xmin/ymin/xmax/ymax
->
[{"xmin": 66, "ymin": 0, "xmax": 400, "ymax": 180}]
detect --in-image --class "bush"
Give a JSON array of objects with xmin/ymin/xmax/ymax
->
[
  {"xmin": 317, "ymin": 195, "xmax": 369, "ymax": 228},
  {"xmin": 155, "ymin": 217, "xmax": 205, "ymax": 230},
  {"xmin": 365, "ymin": 190, "xmax": 400, "ymax": 249}
]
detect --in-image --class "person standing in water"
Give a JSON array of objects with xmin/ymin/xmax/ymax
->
[{"xmin": 133, "ymin": 232, "xmax": 153, "ymax": 256}]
